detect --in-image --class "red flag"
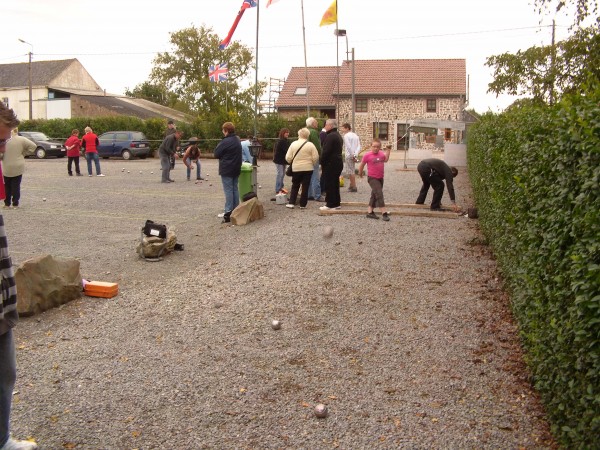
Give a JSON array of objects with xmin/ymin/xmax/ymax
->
[
  {"xmin": 220, "ymin": 0, "xmax": 257, "ymax": 49},
  {"xmin": 266, "ymin": 0, "xmax": 280, "ymax": 7}
]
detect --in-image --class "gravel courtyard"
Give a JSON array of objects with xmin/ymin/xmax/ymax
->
[{"xmin": 3, "ymin": 153, "xmax": 555, "ymax": 449}]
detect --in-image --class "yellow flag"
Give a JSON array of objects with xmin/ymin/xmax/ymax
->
[{"xmin": 320, "ymin": 0, "xmax": 337, "ymax": 27}]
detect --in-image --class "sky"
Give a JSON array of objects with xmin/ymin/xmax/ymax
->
[{"xmin": 1, "ymin": 0, "xmax": 575, "ymax": 113}]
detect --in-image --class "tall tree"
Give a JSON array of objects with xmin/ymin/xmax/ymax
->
[
  {"xmin": 148, "ymin": 25, "xmax": 261, "ymax": 118},
  {"xmin": 534, "ymin": 0, "xmax": 598, "ymax": 26},
  {"xmin": 125, "ymin": 81, "xmax": 182, "ymax": 109},
  {"xmin": 486, "ymin": 19, "xmax": 600, "ymax": 104}
]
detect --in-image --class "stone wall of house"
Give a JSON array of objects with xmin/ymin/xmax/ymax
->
[{"xmin": 337, "ymin": 96, "xmax": 464, "ymax": 150}]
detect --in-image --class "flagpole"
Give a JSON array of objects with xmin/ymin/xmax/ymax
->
[
  {"xmin": 335, "ymin": 0, "xmax": 339, "ymax": 119},
  {"xmin": 253, "ymin": 2, "xmax": 259, "ymax": 138},
  {"xmin": 301, "ymin": 0, "xmax": 310, "ymax": 117}
]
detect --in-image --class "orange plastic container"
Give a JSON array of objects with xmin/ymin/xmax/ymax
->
[{"xmin": 84, "ymin": 281, "xmax": 119, "ymax": 298}]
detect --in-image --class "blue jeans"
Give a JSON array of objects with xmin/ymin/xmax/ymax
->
[
  {"xmin": 221, "ymin": 176, "xmax": 239, "ymax": 213},
  {"xmin": 0, "ymin": 329, "xmax": 16, "ymax": 447},
  {"xmin": 85, "ymin": 152, "xmax": 102, "ymax": 175},
  {"xmin": 186, "ymin": 160, "xmax": 201, "ymax": 180},
  {"xmin": 308, "ymin": 161, "xmax": 321, "ymax": 199},
  {"xmin": 275, "ymin": 164, "xmax": 285, "ymax": 193}
]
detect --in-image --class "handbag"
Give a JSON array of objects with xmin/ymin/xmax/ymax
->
[
  {"xmin": 286, "ymin": 141, "xmax": 308, "ymax": 176},
  {"xmin": 143, "ymin": 220, "xmax": 167, "ymax": 239}
]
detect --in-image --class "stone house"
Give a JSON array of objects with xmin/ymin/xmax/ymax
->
[
  {"xmin": 275, "ymin": 59, "xmax": 468, "ymax": 152},
  {"xmin": 0, "ymin": 59, "xmax": 189, "ymax": 123}
]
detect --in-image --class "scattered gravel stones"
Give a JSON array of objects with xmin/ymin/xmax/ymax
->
[{"xmin": 4, "ymin": 155, "xmax": 555, "ymax": 448}]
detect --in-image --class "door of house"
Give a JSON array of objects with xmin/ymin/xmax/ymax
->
[{"xmin": 396, "ymin": 123, "xmax": 409, "ymax": 150}]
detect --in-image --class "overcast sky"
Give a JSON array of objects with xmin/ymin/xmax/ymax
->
[{"xmin": 2, "ymin": 0, "xmax": 573, "ymax": 113}]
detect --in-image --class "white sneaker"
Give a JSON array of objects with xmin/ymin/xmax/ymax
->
[
  {"xmin": 217, "ymin": 213, "xmax": 225, "ymax": 218},
  {"xmin": 319, "ymin": 205, "xmax": 331, "ymax": 211},
  {"xmin": 97, "ymin": 174, "xmax": 105, "ymax": 177},
  {"xmin": 0, "ymin": 438, "xmax": 38, "ymax": 450},
  {"xmin": 285, "ymin": 204, "xmax": 294, "ymax": 209}
]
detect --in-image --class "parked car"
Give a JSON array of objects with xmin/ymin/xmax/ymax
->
[
  {"xmin": 18, "ymin": 131, "xmax": 66, "ymax": 159},
  {"xmin": 97, "ymin": 131, "xmax": 151, "ymax": 160}
]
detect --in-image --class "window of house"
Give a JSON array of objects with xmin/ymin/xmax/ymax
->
[
  {"xmin": 294, "ymin": 87, "xmax": 308, "ymax": 95},
  {"xmin": 355, "ymin": 98, "xmax": 368, "ymax": 112},
  {"xmin": 1, "ymin": 98, "xmax": 8, "ymax": 108},
  {"xmin": 444, "ymin": 128, "xmax": 452, "ymax": 140},
  {"xmin": 373, "ymin": 122, "xmax": 389, "ymax": 140},
  {"xmin": 426, "ymin": 98, "xmax": 436, "ymax": 113}
]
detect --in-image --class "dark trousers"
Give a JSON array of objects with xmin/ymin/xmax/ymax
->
[
  {"xmin": 323, "ymin": 164, "xmax": 342, "ymax": 208},
  {"xmin": 416, "ymin": 161, "xmax": 445, "ymax": 209},
  {"xmin": 368, "ymin": 177, "xmax": 385, "ymax": 208},
  {"xmin": 68, "ymin": 156, "xmax": 81, "ymax": 175},
  {"xmin": 289, "ymin": 170, "xmax": 313, "ymax": 207},
  {"xmin": 3, "ymin": 175, "xmax": 22, "ymax": 207}
]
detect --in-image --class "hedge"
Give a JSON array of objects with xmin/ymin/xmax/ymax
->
[{"xmin": 467, "ymin": 90, "xmax": 600, "ymax": 447}]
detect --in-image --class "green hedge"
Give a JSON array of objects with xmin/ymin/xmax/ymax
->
[
  {"xmin": 16, "ymin": 113, "xmax": 318, "ymax": 156},
  {"xmin": 467, "ymin": 90, "xmax": 600, "ymax": 447}
]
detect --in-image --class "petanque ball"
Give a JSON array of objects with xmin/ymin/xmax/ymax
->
[
  {"xmin": 314, "ymin": 404, "xmax": 328, "ymax": 418},
  {"xmin": 323, "ymin": 226, "xmax": 334, "ymax": 239},
  {"xmin": 271, "ymin": 320, "xmax": 281, "ymax": 330},
  {"xmin": 42, "ymin": 198, "xmax": 46, "ymax": 202}
]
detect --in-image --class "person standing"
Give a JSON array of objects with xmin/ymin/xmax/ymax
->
[
  {"xmin": 2, "ymin": 130, "xmax": 35, "ymax": 209},
  {"xmin": 273, "ymin": 128, "xmax": 290, "ymax": 194},
  {"xmin": 182, "ymin": 137, "xmax": 203, "ymax": 181},
  {"xmin": 165, "ymin": 120, "xmax": 176, "ymax": 170},
  {"xmin": 415, "ymin": 158, "xmax": 461, "ymax": 212},
  {"xmin": 240, "ymin": 135, "xmax": 253, "ymax": 163},
  {"xmin": 0, "ymin": 103, "xmax": 39, "ymax": 450},
  {"xmin": 358, "ymin": 140, "xmax": 391, "ymax": 221},
  {"xmin": 158, "ymin": 130, "xmax": 182, "ymax": 183},
  {"xmin": 285, "ymin": 128, "xmax": 319, "ymax": 209},
  {"xmin": 64, "ymin": 129, "xmax": 82, "ymax": 177},
  {"xmin": 319, "ymin": 119, "xmax": 344, "ymax": 211},
  {"xmin": 340, "ymin": 122, "xmax": 361, "ymax": 192},
  {"xmin": 214, "ymin": 122, "xmax": 242, "ymax": 223},
  {"xmin": 305, "ymin": 117, "xmax": 323, "ymax": 201},
  {"xmin": 81, "ymin": 126, "xmax": 104, "ymax": 177}
]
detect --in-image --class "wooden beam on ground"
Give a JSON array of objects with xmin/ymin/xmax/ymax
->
[
  {"xmin": 318, "ymin": 209, "xmax": 459, "ymax": 219},
  {"xmin": 341, "ymin": 201, "xmax": 434, "ymax": 209}
]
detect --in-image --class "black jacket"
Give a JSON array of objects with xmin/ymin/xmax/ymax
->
[
  {"xmin": 321, "ymin": 128, "xmax": 343, "ymax": 171},
  {"xmin": 273, "ymin": 138, "xmax": 290, "ymax": 165},
  {"xmin": 214, "ymin": 133, "xmax": 242, "ymax": 177}
]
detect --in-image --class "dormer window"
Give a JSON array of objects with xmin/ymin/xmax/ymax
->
[{"xmin": 294, "ymin": 87, "xmax": 308, "ymax": 95}]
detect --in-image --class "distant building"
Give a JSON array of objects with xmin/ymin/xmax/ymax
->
[
  {"xmin": 0, "ymin": 58, "xmax": 189, "ymax": 123},
  {"xmin": 275, "ymin": 59, "xmax": 471, "ymax": 151}
]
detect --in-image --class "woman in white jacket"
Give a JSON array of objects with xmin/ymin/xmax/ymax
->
[{"xmin": 285, "ymin": 128, "xmax": 319, "ymax": 209}]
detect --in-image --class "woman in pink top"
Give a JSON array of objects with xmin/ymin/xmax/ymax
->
[
  {"xmin": 358, "ymin": 139, "xmax": 391, "ymax": 221},
  {"xmin": 80, "ymin": 126, "xmax": 104, "ymax": 176},
  {"xmin": 64, "ymin": 129, "xmax": 83, "ymax": 176}
]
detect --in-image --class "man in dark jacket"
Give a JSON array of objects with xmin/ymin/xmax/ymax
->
[
  {"xmin": 158, "ymin": 130, "xmax": 182, "ymax": 183},
  {"xmin": 319, "ymin": 119, "xmax": 344, "ymax": 210},
  {"xmin": 214, "ymin": 122, "xmax": 242, "ymax": 223},
  {"xmin": 415, "ymin": 158, "xmax": 461, "ymax": 212}
]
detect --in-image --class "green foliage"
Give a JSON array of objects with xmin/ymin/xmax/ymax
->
[
  {"xmin": 147, "ymin": 25, "xmax": 263, "ymax": 117},
  {"xmin": 486, "ymin": 19, "xmax": 600, "ymax": 105},
  {"xmin": 467, "ymin": 88, "xmax": 600, "ymax": 447},
  {"xmin": 534, "ymin": 0, "xmax": 598, "ymax": 26}
]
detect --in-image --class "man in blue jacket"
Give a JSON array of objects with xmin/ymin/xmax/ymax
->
[{"xmin": 214, "ymin": 122, "xmax": 242, "ymax": 223}]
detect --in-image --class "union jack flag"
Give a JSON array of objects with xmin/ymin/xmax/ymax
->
[
  {"xmin": 209, "ymin": 63, "xmax": 229, "ymax": 83},
  {"xmin": 242, "ymin": 0, "xmax": 257, "ymax": 8}
]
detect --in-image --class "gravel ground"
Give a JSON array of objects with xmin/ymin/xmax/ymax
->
[{"xmin": 3, "ymin": 153, "xmax": 555, "ymax": 449}]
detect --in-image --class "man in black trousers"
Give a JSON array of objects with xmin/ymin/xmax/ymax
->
[
  {"xmin": 416, "ymin": 158, "xmax": 461, "ymax": 212},
  {"xmin": 319, "ymin": 119, "xmax": 344, "ymax": 211}
]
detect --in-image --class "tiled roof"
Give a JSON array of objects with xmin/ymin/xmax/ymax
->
[
  {"xmin": 80, "ymin": 96, "xmax": 192, "ymax": 122},
  {"xmin": 275, "ymin": 66, "xmax": 338, "ymax": 108},
  {"xmin": 0, "ymin": 59, "xmax": 78, "ymax": 88},
  {"xmin": 276, "ymin": 59, "xmax": 466, "ymax": 108}
]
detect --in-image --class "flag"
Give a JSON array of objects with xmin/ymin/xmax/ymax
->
[
  {"xmin": 266, "ymin": 0, "xmax": 280, "ymax": 6},
  {"xmin": 219, "ymin": 0, "xmax": 258, "ymax": 50},
  {"xmin": 320, "ymin": 0, "xmax": 337, "ymax": 27},
  {"xmin": 209, "ymin": 63, "xmax": 229, "ymax": 83}
]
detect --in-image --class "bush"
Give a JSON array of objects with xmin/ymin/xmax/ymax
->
[{"xmin": 468, "ymin": 90, "xmax": 600, "ymax": 447}]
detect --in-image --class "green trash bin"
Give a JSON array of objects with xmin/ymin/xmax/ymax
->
[{"xmin": 238, "ymin": 162, "xmax": 253, "ymax": 202}]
